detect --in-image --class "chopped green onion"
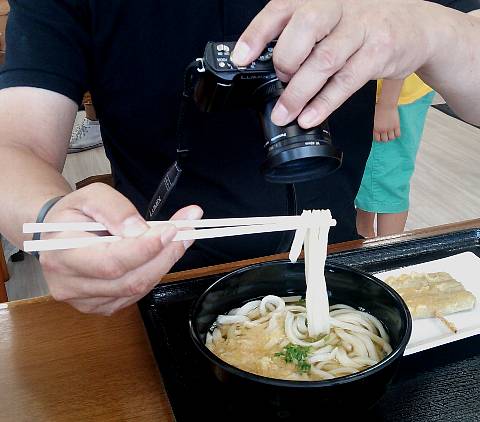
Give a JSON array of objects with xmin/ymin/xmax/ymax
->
[{"xmin": 274, "ymin": 344, "xmax": 312, "ymax": 374}]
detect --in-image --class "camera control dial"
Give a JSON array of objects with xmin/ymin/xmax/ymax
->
[{"xmin": 204, "ymin": 41, "xmax": 278, "ymax": 77}]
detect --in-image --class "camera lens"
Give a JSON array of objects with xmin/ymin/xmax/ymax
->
[{"xmin": 254, "ymin": 79, "xmax": 342, "ymax": 184}]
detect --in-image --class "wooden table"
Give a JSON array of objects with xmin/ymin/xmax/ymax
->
[{"xmin": 0, "ymin": 219, "xmax": 478, "ymax": 421}]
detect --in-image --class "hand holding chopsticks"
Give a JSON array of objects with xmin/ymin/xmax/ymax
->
[
  {"xmin": 23, "ymin": 181, "xmax": 334, "ymax": 318},
  {"xmin": 23, "ymin": 213, "xmax": 336, "ymax": 253}
]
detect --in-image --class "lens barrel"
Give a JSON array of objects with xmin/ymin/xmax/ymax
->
[{"xmin": 254, "ymin": 79, "xmax": 342, "ymax": 184}]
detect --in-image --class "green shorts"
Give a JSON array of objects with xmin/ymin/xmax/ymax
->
[{"xmin": 355, "ymin": 91, "xmax": 435, "ymax": 213}]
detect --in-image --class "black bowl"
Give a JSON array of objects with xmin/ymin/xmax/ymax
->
[{"xmin": 189, "ymin": 260, "xmax": 412, "ymax": 418}]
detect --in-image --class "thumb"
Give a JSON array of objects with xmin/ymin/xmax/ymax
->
[
  {"xmin": 170, "ymin": 205, "xmax": 204, "ymax": 249},
  {"xmin": 170, "ymin": 205, "xmax": 203, "ymax": 221}
]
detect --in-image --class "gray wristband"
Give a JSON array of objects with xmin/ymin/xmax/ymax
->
[{"xmin": 31, "ymin": 196, "xmax": 65, "ymax": 259}]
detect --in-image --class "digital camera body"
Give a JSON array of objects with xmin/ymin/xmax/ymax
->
[{"xmin": 192, "ymin": 41, "xmax": 342, "ymax": 184}]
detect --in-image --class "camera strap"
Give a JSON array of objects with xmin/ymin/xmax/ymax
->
[{"xmin": 145, "ymin": 60, "xmax": 202, "ymax": 221}]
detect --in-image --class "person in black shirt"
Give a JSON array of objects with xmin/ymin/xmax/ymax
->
[
  {"xmin": 430, "ymin": 0, "xmax": 480, "ymax": 12},
  {"xmin": 1, "ymin": 0, "xmax": 376, "ymax": 260},
  {"xmin": 0, "ymin": 0, "xmax": 479, "ymax": 315}
]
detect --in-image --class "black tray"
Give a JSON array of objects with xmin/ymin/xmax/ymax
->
[{"xmin": 139, "ymin": 228, "xmax": 480, "ymax": 421}]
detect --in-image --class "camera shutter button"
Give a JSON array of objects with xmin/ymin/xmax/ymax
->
[{"xmin": 258, "ymin": 47, "xmax": 273, "ymax": 62}]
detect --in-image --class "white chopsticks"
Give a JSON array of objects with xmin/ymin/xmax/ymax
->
[
  {"xmin": 23, "ymin": 215, "xmax": 306, "ymax": 234},
  {"xmin": 23, "ymin": 213, "xmax": 336, "ymax": 253}
]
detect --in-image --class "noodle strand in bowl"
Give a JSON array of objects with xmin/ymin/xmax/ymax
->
[{"xmin": 207, "ymin": 297, "xmax": 391, "ymax": 381}]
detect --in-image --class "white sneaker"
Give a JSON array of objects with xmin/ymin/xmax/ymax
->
[{"xmin": 68, "ymin": 118, "xmax": 103, "ymax": 153}]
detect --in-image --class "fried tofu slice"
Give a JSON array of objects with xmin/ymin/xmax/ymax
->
[{"xmin": 384, "ymin": 272, "xmax": 476, "ymax": 319}]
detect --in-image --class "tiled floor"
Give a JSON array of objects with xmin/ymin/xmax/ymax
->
[{"xmin": 5, "ymin": 107, "xmax": 480, "ymax": 301}]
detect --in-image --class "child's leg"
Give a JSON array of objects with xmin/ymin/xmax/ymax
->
[
  {"xmin": 373, "ymin": 91, "xmax": 434, "ymax": 236},
  {"xmin": 376, "ymin": 211, "xmax": 408, "ymax": 236},
  {"xmin": 356, "ymin": 209, "xmax": 376, "ymax": 238},
  {"xmin": 374, "ymin": 91, "xmax": 434, "ymax": 236}
]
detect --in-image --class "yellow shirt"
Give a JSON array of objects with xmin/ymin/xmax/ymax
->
[{"xmin": 377, "ymin": 74, "xmax": 433, "ymax": 105}]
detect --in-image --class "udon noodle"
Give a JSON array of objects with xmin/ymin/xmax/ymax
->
[
  {"xmin": 206, "ymin": 209, "xmax": 393, "ymax": 381},
  {"xmin": 206, "ymin": 296, "xmax": 392, "ymax": 381}
]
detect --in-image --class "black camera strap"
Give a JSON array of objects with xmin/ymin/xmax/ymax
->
[{"xmin": 145, "ymin": 60, "xmax": 202, "ymax": 221}]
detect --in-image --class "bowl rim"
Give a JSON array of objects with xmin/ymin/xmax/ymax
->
[{"xmin": 189, "ymin": 259, "xmax": 412, "ymax": 388}]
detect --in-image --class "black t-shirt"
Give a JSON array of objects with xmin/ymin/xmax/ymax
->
[
  {"xmin": 427, "ymin": 0, "xmax": 480, "ymax": 12},
  {"xmin": 0, "ymin": 0, "xmax": 375, "ymax": 270}
]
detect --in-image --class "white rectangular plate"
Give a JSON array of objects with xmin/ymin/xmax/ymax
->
[{"xmin": 374, "ymin": 251, "xmax": 480, "ymax": 356}]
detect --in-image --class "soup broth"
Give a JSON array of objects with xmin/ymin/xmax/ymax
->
[{"xmin": 207, "ymin": 296, "xmax": 391, "ymax": 381}]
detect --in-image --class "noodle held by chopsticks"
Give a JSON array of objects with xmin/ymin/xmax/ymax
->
[{"xmin": 290, "ymin": 210, "xmax": 334, "ymax": 336}]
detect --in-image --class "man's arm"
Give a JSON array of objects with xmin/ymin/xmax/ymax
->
[
  {"xmin": 232, "ymin": 0, "xmax": 480, "ymax": 127},
  {"xmin": 0, "ymin": 87, "xmax": 202, "ymax": 315},
  {"xmin": 0, "ymin": 87, "xmax": 74, "ymax": 246},
  {"xmin": 418, "ymin": 6, "xmax": 480, "ymax": 124},
  {"xmin": 374, "ymin": 80, "xmax": 403, "ymax": 142}
]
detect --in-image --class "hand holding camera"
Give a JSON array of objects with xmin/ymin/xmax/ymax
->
[{"xmin": 192, "ymin": 40, "xmax": 342, "ymax": 183}]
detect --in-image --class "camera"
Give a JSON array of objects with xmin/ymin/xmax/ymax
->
[{"xmin": 191, "ymin": 41, "xmax": 343, "ymax": 184}]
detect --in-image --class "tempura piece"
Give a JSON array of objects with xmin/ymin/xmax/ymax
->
[{"xmin": 384, "ymin": 272, "xmax": 476, "ymax": 318}]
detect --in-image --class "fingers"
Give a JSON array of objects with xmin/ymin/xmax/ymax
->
[
  {"xmin": 231, "ymin": 0, "xmax": 299, "ymax": 66},
  {"xmin": 65, "ymin": 183, "xmax": 149, "ymax": 238},
  {"xmin": 47, "ymin": 235, "xmax": 177, "ymax": 301},
  {"xmin": 169, "ymin": 204, "xmax": 204, "ymax": 249},
  {"xmin": 272, "ymin": 0, "xmax": 343, "ymax": 82},
  {"xmin": 42, "ymin": 226, "xmax": 177, "ymax": 300},
  {"xmin": 295, "ymin": 46, "xmax": 374, "ymax": 128},
  {"xmin": 66, "ymin": 295, "xmax": 141, "ymax": 316},
  {"xmin": 97, "ymin": 295, "xmax": 142, "ymax": 316},
  {"xmin": 48, "ymin": 224, "xmax": 176, "ymax": 280},
  {"xmin": 110, "ymin": 205, "xmax": 205, "ymax": 295},
  {"xmin": 170, "ymin": 204, "xmax": 203, "ymax": 221},
  {"xmin": 271, "ymin": 20, "xmax": 364, "ymax": 126},
  {"xmin": 105, "ymin": 205, "xmax": 203, "ymax": 298},
  {"xmin": 394, "ymin": 127, "xmax": 401, "ymax": 138},
  {"xmin": 74, "ymin": 230, "xmax": 194, "ymax": 300},
  {"xmin": 66, "ymin": 297, "xmax": 116, "ymax": 315},
  {"xmin": 43, "ymin": 205, "xmax": 204, "ymax": 302},
  {"xmin": 373, "ymin": 130, "xmax": 399, "ymax": 143}
]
